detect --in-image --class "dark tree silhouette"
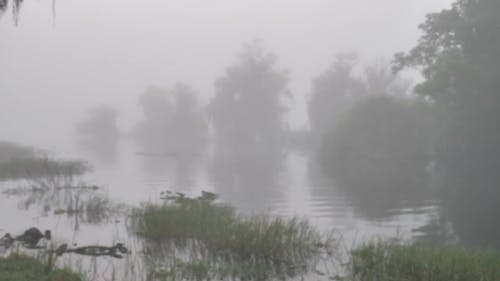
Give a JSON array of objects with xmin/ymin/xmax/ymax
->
[
  {"xmin": 76, "ymin": 105, "xmax": 118, "ymax": 143},
  {"xmin": 134, "ymin": 83, "xmax": 207, "ymax": 154},
  {"xmin": 209, "ymin": 42, "xmax": 289, "ymax": 149},
  {"xmin": 395, "ymin": 0, "xmax": 500, "ymax": 247},
  {"xmin": 0, "ymin": 0, "xmax": 24, "ymax": 25},
  {"xmin": 208, "ymin": 42, "xmax": 289, "ymax": 212},
  {"xmin": 318, "ymin": 95, "xmax": 436, "ymax": 219},
  {"xmin": 307, "ymin": 53, "xmax": 366, "ymax": 142},
  {"xmin": 308, "ymin": 55, "xmax": 429, "ymax": 219}
]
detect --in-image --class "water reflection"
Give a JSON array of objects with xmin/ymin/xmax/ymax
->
[
  {"xmin": 77, "ymin": 140, "xmax": 118, "ymax": 166},
  {"xmin": 2, "ymin": 180, "xmax": 124, "ymax": 231},
  {"xmin": 1, "ymin": 138, "xmax": 479, "ymax": 280},
  {"xmin": 207, "ymin": 43, "xmax": 290, "ymax": 214},
  {"xmin": 138, "ymin": 151, "xmax": 204, "ymax": 192},
  {"xmin": 0, "ymin": 0, "xmax": 22, "ymax": 23},
  {"xmin": 137, "ymin": 152, "xmax": 175, "ymax": 179},
  {"xmin": 76, "ymin": 105, "xmax": 119, "ymax": 165},
  {"xmin": 0, "ymin": 138, "xmax": 450, "ymax": 247},
  {"xmin": 306, "ymin": 157, "xmax": 352, "ymax": 221},
  {"xmin": 448, "ymin": 186, "xmax": 500, "ymax": 248},
  {"xmin": 211, "ymin": 143, "xmax": 285, "ymax": 214},
  {"xmin": 424, "ymin": 161, "xmax": 500, "ymax": 248},
  {"xmin": 308, "ymin": 153, "xmax": 439, "ymax": 221},
  {"xmin": 0, "ymin": 155, "xmax": 125, "ymax": 232},
  {"xmin": 0, "ymin": 0, "xmax": 6, "ymax": 12},
  {"xmin": 412, "ymin": 213, "xmax": 457, "ymax": 246},
  {"xmin": 132, "ymin": 83, "xmax": 208, "ymax": 193}
]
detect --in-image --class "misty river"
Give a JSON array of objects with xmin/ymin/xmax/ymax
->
[
  {"xmin": 0, "ymin": 138, "xmax": 440, "ymax": 249},
  {"xmin": 9, "ymin": 1, "xmax": 500, "ymax": 279}
]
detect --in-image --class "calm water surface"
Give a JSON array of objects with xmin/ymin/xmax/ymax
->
[{"xmin": 0, "ymin": 138, "xmax": 440, "ymax": 247}]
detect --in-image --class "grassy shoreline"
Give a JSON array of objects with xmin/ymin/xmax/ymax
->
[
  {"xmin": 3, "ymin": 242, "xmax": 499, "ymax": 281},
  {"xmin": 347, "ymin": 242, "xmax": 500, "ymax": 281},
  {"xmin": 0, "ymin": 254, "xmax": 82, "ymax": 281},
  {"xmin": 2, "ymin": 190, "xmax": 499, "ymax": 281},
  {"xmin": 129, "ymin": 193, "xmax": 500, "ymax": 281}
]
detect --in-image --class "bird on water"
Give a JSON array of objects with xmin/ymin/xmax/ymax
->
[{"xmin": 15, "ymin": 227, "xmax": 51, "ymax": 248}]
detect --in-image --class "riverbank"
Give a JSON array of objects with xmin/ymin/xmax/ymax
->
[
  {"xmin": 0, "ymin": 253, "xmax": 82, "ymax": 281},
  {"xmin": 3, "ymin": 240, "xmax": 499, "ymax": 281},
  {"xmin": 347, "ymin": 242, "xmax": 500, "ymax": 281}
]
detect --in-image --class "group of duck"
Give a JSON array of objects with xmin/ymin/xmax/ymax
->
[{"xmin": 0, "ymin": 227, "xmax": 51, "ymax": 249}]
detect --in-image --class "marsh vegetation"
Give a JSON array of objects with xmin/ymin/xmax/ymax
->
[
  {"xmin": 0, "ymin": 253, "xmax": 82, "ymax": 281},
  {"xmin": 347, "ymin": 242, "xmax": 500, "ymax": 281},
  {"xmin": 0, "ymin": 141, "xmax": 90, "ymax": 181},
  {"xmin": 130, "ymin": 192, "xmax": 336, "ymax": 281}
]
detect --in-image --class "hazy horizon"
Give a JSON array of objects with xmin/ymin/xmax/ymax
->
[{"xmin": 0, "ymin": 0, "xmax": 452, "ymax": 148}]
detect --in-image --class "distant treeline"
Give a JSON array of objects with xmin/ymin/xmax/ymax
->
[
  {"xmin": 72, "ymin": 0, "xmax": 500, "ymax": 248},
  {"xmin": 320, "ymin": 0, "xmax": 500, "ymax": 248}
]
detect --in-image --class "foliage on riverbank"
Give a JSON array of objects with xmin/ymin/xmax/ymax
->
[
  {"xmin": 0, "ymin": 140, "xmax": 90, "ymax": 181},
  {"xmin": 0, "ymin": 253, "xmax": 82, "ymax": 281},
  {"xmin": 0, "ymin": 156, "xmax": 90, "ymax": 181},
  {"xmin": 0, "ymin": 141, "xmax": 36, "ymax": 162},
  {"xmin": 347, "ymin": 241, "xmax": 500, "ymax": 281}
]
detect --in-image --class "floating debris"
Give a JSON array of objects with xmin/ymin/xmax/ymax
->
[
  {"xmin": 199, "ymin": 190, "xmax": 218, "ymax": 201},
  {"xmin": 54, "ymin": 184, "xmax": 100, "ymax": 191},
  {"xmin": 54, "ymin": 243, "xmax": 128, "ymax": 259},
  {"xmin": 160, "ymin": 190, "xmax": 218, "ymax": 203}
]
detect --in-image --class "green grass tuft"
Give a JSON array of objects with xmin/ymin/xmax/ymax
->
[
  {"xmin": 0, "ymin": 254, "xmax": 82, "ymax": 281},
  {"xmin": 130, "ymin": 193, "xmax": 333, "ymax": 280},
  {"xmin": 348, "ymin": 241, "xmax": 500, "ymax": 281}
]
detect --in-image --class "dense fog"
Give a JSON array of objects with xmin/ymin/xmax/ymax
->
[
  {"xmin": 2, "ymin": 0, "xmax": 500, "ymax": 280},
  {"xmin": 0, "ymin": 0, "xmax": 451, "ymax": 144}
]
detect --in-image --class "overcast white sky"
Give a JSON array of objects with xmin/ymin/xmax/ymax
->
[{"xmin": 0, "ymin": 0, "xmax": 453, "ymax": 147}]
